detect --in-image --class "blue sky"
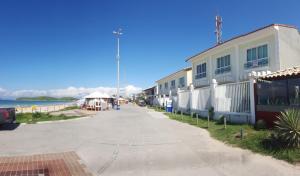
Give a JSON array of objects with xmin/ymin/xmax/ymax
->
[{"xmin": 0, "ymin": 0, "xmax": 300, "ymax": 94}]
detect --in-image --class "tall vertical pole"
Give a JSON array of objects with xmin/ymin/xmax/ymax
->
[
  {"xmin": 113, "ymin": 28, "xmax": 122, "ymax": 110},
  {"xmin": 117, "ymin": 37, "xmax": 120, "ymax": 109}
]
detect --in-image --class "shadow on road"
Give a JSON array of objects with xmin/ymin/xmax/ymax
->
[{"xmin": 0, "ymin": 123, "xmax": 20, "ymax": 131}]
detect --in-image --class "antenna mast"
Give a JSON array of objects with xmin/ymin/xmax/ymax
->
[{"xmin": 215, "ymin": 15, "xmax": 222, "ymax": 44}]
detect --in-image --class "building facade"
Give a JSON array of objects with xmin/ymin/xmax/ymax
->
[
  {"xmin": 186, "ymin": 24, "xmax": 300, "ymax": 88},
  {"xmin": 143, "ymin": 86, "xmax": 156, "ymax": 105},
  {"xmin": 156, "ymin": 67, "xmax": 192, "ymax": 97}
]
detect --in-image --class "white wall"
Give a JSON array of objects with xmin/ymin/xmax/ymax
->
[
  {"xmin": 190, "ymin": 26, "xmax": 293, "ymax": 87},
  {"xmin": 156, "ymin": 69, "xmax": 192, "ymax": 96},
  {"xmin": 278, "ymin": 26, "xmax": 300, "ymax": 69},
  {"xmin": 238, "ymin": 34, "xmax": 276, "ymax": 80}
]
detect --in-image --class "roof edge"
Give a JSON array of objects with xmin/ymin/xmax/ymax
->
[
  {"xmin": 185, "ymin": 23, "xmax": 298, "ymax": 62},
  {"xmin": 155, "ymin": 67, "xmax": 192, "ymax": 83}
]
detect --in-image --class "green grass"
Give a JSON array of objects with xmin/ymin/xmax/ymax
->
[
  {"xmin": 155, "ymin": 110, "xmax": 300, "ymax": 163},
  {"xmin": 16, "ymin": 112, "xmax": 81, "ymax": 124},
  {"xmin": 147, "ymin": 105, "xmax": 166, "ymax": 112}
]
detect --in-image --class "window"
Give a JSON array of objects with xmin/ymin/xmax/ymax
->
[
  {"xmin": 215, "ymin": 55, "xmax": 231, "ymax": 74},
  {"xmin": 257, "ymin": 78, "xmax": 300, "ymax": 107},
  {"xmin": 164, "ymin": 82, "xmax": 168, "ymax": 89},
  {"xmin": 257, "ymin": 80, "xmax": 288, "ymax": 106},
  {"xmin": 171, "ymin": 80, "xmax": 176, "ymax": 89},
  {"xmin": 195, "ymin": 63, "xmax": 206, "ymax": 79},
  {"xmin": 245, "ymin": 44, "xmax": 268, "ymax": 69},
  {"xmin": 159, "ymin": 84, "xmax": 162, "ymax": 90},
  {"xmin": 288, "ymin": 78, "xmax": 300, "ymax": 106},
  {"xmin": 178, "ymin": 77, "xmax": 185, "ymax": 88}
]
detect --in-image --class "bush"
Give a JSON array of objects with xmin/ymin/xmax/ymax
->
[
  {"xmin": 216, "ymin": 115, "xmax": 225, "ymax": 124},
  {"xmin": 32, "ymin": 112, "xmax": 42, "ymax": 119},
  {"xmin": 208, "ymin": 107, "xmax": 214, "ymax": 119},
  {"xmin": 255, "ymin": 119, "xmax": 267, "ymax": 130},
  {"xmin": 274, "ymin": 109, "xmax": 300, "ymax": 148}
]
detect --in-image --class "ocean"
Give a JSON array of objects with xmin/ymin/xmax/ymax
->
[{"xmin": 0, "ymin": 100, "xmax": 74, "ymax": 108}]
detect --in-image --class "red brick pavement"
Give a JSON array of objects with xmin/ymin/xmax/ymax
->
[{"xmin": 0, "ymin": 151, "xmax": 93, "ymax": 176}]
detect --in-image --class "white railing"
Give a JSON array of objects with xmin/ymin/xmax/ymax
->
[{"xmin": 244, "ymin": 57, "xmax": 269, "ymax": 69}]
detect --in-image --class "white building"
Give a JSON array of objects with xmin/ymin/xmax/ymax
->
[
  {"xmin": 186, "ymin": 24, "xmax": 300, "ymax": 88},
  {"xmin": 156, "ymin": 67, "xmax": 192, "ymax": 97}
]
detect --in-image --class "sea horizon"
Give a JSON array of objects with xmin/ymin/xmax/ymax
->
[{"xmin": 0, "ymin": 99, "xmax": 75, "ymax": 108}]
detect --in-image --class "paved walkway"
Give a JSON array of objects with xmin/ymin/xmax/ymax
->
[{"xmin": 0, "ymin": 104, "xmax": 299, "ymax": 176}]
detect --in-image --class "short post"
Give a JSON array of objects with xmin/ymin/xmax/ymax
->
[
  {"xmin": 207, "ymin": 115, "xmax": 210, "ymax": 128},
  {"xmin": 240, "ymin": 128, "xmax": 244, "ymax": 140},
  {"xmin": 224, "ymin": 116, "xmax": 227, "ymax": 129},
  {"xmin": 196, "ymin": 114, "xmax": 199, "ymax": 125},
  {"xmin": 181, "ymin": 111, "xmax": 183, "ymax": 121}
]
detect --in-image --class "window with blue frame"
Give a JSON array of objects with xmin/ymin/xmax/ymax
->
[
  {"xmin": 171, "ymin": 80, "xmax": 176, "ymax": 89},
  {"xmin": 178, "ymin": 77, "xmax": 185, "ymax": 87},
  {"xmin": 195, "ymin": 63, "xmax": 206, "ymax": 79},
  {"xmin": 245, "ymin": 44, "xmax": 268, "ymax": 69},
  {"xmin": 164, "ymin": 82, "xmax": 168, "ymax": 89},
  {"xmin": 215, "ymin": 55, "xmax": 231, "ymax": 74}
]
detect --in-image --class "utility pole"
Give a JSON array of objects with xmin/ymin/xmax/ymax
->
[{"xmin": 113, "ymin": 28, "xmax": 123, "ymax": 110}]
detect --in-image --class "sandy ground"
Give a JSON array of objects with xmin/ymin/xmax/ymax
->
[{"xmin": 15, "ymin": 104, "xmax": 75, "ymax": 113}]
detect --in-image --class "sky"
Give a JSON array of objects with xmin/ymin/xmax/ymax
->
[{"xmin": 0, "ymin": 0, "xmax": 300, "ymax": 98}]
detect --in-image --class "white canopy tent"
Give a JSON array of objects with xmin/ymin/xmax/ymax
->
[
  {"xmin": 84, "ymin": 92, "xmax": 111, "ymax": 111},
  {"xmin": 84, "ymin": 92, "xmax": 111, "ymax": 99}
]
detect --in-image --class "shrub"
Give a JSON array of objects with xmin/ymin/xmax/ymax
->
[
  {"xmin": 32, "ymin": 112, "xmax": 42, "ymax": 119},
  {"xmin": 274, "ymin": 109, "xmax": 300, "ymax": 148},
  {"xmin": 208, "ymin": 107, "xmax": 214, "ymax": 119},
  {"xmin": 216, "ymin": 115, "xmax": 225, "ymax": 124},
  {"xmin": 255, "ymin": 119, "xmax": 267, "ymax": 130}
]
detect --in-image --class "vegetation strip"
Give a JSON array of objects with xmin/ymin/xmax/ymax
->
[
  {"xmin": 149, "ymin": 106, "xmax": 300, "ymax": 163},
  {"xmin": 16, "ymin": 112, "xmax": 81, "ymax": 124}
]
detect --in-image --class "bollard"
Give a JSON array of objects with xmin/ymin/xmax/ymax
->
[
  {"xmin": 224, "ymin": 116, "xmax": 227, "ymax": 129},
  {"xmin": 240, "ymin": 128, "xmax": 243, "ymax": 140},
  {"xmin": 196, "ymin": 114, "xmax": 199, "ymax": 125},
  {"xmin": 207, "ymin": 115, "xmax": 210, "ymax": 128},
  {"xmin": 181, "ymin": 111, "xmax": 183, "ymax": 121}
]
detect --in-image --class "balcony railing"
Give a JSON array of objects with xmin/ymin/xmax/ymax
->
[
  {"xmin": 215, "ymin": 66, "xmax": 231, "ymax": 75},
  {"xmin": 244, "ymin": 57, "xmax": 268, "ymax": 69},
  {"xmin": 178, "ymin": 84, "xmax": 185, "ymax": 88},
  {"xmin": 195, "ymin": 72, "xmax": 206, "ymax": 79}
]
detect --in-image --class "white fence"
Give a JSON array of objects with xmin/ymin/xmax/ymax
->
[
  {"xmin": 191, "ymin": 86, "xmax": 211, "ymax": 112},
  {"xmin": 214, "ymin": 81, "xmax": 250, "ymax": 113},
  {"xmin": 154, "ymin": 80, "xmax": 255, "ymax": 124},
  {"xmin": 178, "ymin": 90, "xmax": 190, "ymax": 111}
]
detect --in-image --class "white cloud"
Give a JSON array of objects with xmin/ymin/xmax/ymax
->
[{"xmin": 0, "ymin": 85, "xmax": 142, "ymax": 99}]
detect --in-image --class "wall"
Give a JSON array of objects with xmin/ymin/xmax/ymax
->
[
  {"xmin": 190, "ymin": 26, "xmax": 279, "ymax": 87},
  {"xmin": 278, "ymin": 26, "xmax": 300, "ymax": 69},
  {"xmin": 174, "ymin": 81, "xmax": 253, "ymax": 124},
  {"xmin": 156, "ymin": 69, "xmax": 191, "ymax": 96},
  {"xmin": 238, "ymin": 34, "xmax": 276, "ymax": 80}
]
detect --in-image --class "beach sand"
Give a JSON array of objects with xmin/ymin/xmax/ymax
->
[{"xmin": 15, "ymin": 104, "xmax": 75, "ymax": 113}]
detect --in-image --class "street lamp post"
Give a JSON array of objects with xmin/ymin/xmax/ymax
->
[{"xmin": 113, "ymin": 28, "xmax": 123, "ymax": 110}]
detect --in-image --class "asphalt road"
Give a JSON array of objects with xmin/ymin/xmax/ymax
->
[{"xmin": 0, "ymin": 104, "xmax": 299, "ymax": 176}]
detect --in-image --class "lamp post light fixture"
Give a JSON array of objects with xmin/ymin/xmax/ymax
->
[{"xmin": 113, "ymin": 28, "xmax": 123, "ymax": 110}]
